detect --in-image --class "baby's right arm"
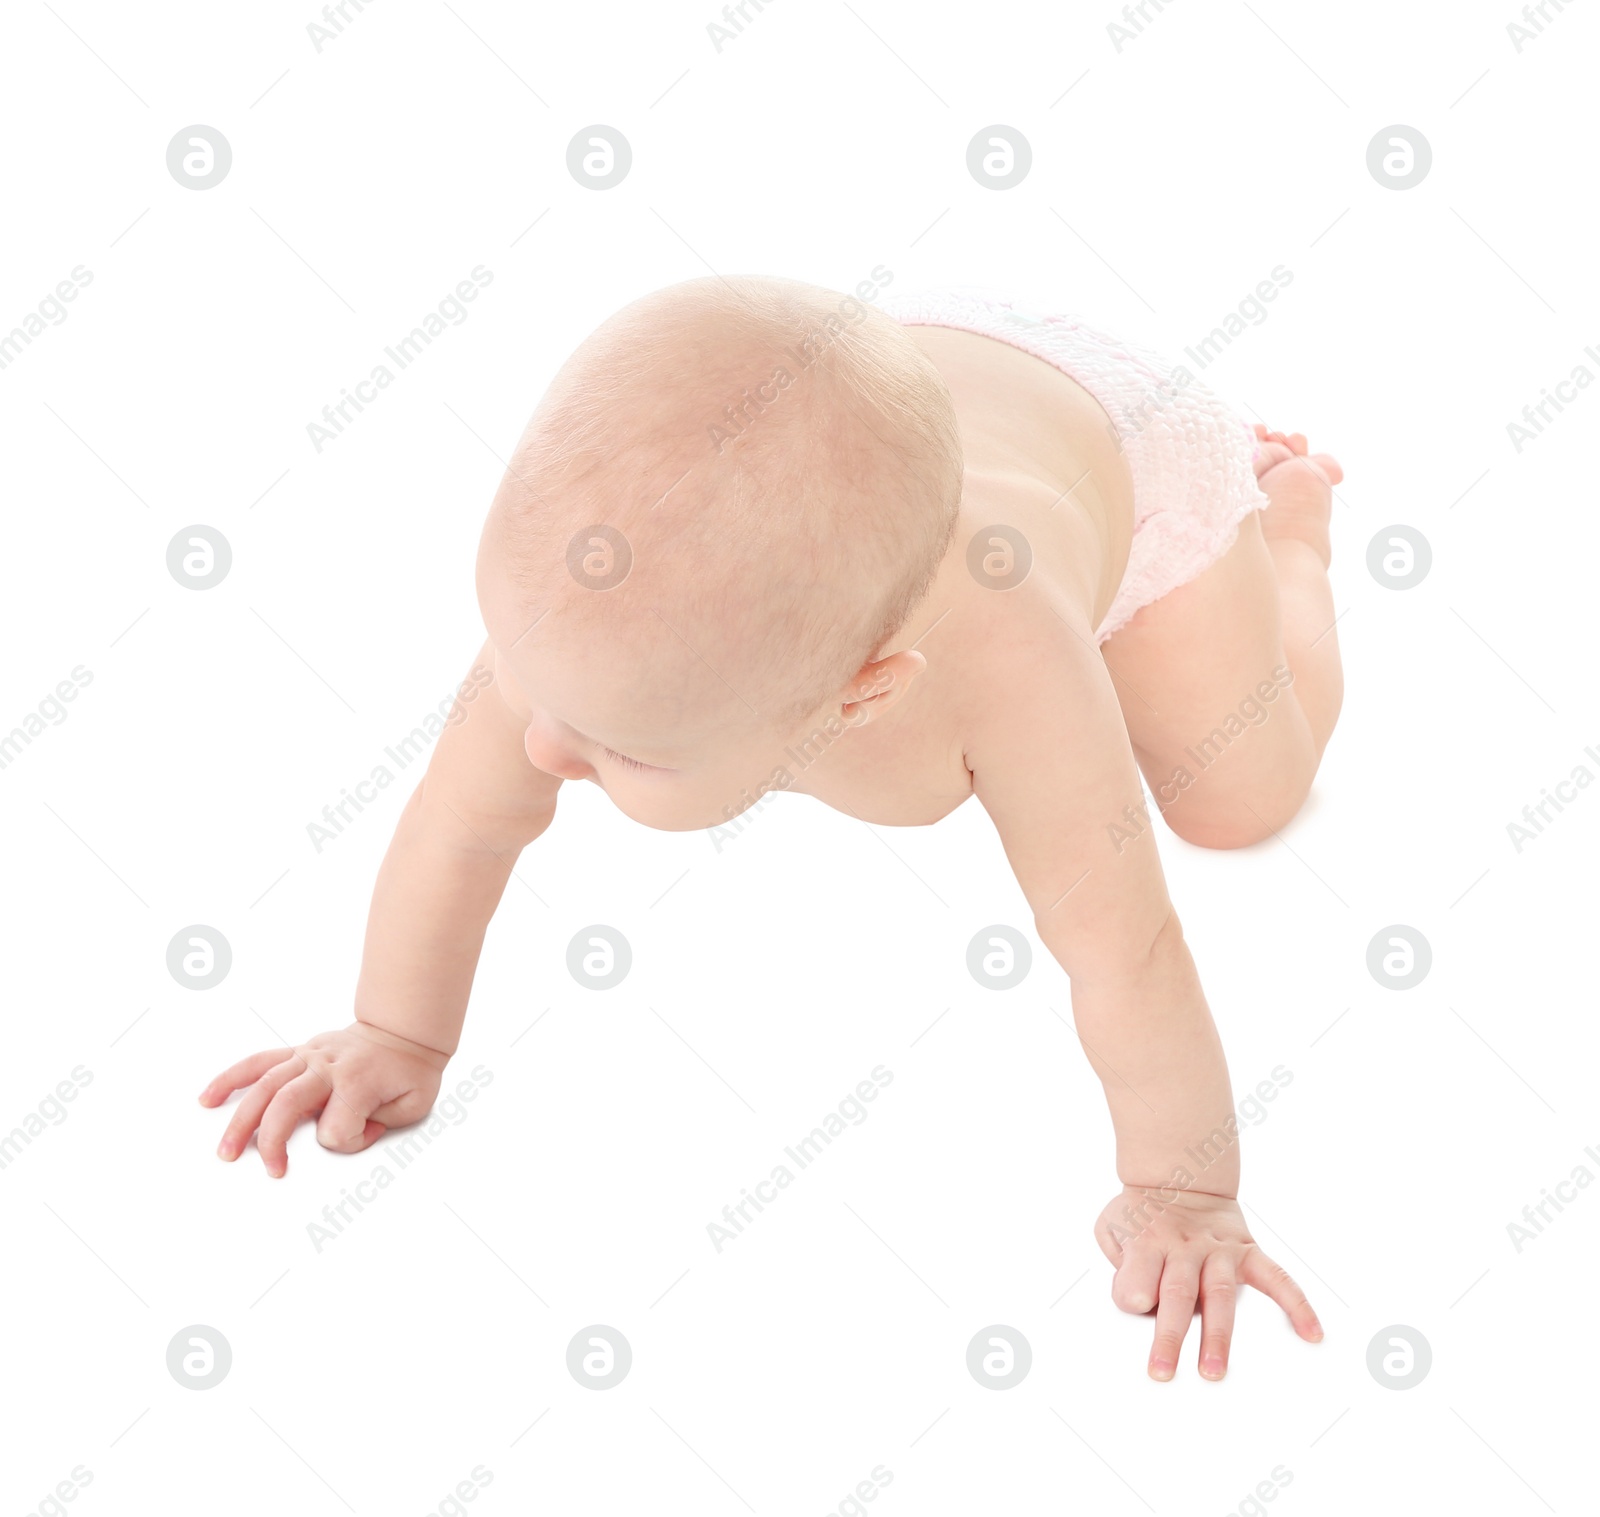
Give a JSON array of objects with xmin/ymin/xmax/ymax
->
[{"xmin": 200, "ymin": 641, "xmax": 559, "ymax": 1176}]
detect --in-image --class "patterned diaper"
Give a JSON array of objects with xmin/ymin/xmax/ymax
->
[{"xmin": 877, "ymin": 286, "xmax": 1270, "ymax": 641}]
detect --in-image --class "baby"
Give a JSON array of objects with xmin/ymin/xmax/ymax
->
[{"xmin": 200, "ymin": 275, "xmax": 1343, "ymax": 1381}]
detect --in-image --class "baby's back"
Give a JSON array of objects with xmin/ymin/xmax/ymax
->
[{"xmin": 775, "ymin": 322, "xmax": 1136, "ymax": 826}]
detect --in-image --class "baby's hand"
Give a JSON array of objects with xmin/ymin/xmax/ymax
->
[
  {"xmin": 199, "ymin": 1023, "xmax": 450, "ymax": 1177},
  {"xmin": 1094, "ymin": 1187, "xmax": 1322, "ymax": 1380}
]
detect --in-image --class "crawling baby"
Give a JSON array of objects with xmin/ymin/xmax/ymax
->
[{"xmin": 201, "ymin": 275, "xmax": 1343, "ymax": 1380}]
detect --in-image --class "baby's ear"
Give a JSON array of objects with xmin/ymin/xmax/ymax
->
[{"xmin": 840, "ymin": 650, "xmax": 927, "ymax": 725}]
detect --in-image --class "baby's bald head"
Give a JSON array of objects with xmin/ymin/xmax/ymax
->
[{"xmin": 482, "ymin": 276, "xmax": 963, "ymax": 740}]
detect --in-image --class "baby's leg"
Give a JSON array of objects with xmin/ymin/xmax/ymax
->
[
  {"xmin": 1251, "ymin": 437, "xmax": 1343, "ymax": 752},
  {"xmin": 1099, "ymin": 445, "xmax": 1343, "ymax": 849}
]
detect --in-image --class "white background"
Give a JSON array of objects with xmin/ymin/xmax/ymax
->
[{"xmin": 1, "ymin": 1, "xmax": 1596, "ymax": 1512}]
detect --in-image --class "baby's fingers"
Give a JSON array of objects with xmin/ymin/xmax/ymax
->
[
  {"xmin": 369, "ymin": 1088, "xmax": 443, "ymax": 1132},
  {"xmin": 257, "ymin": 1070, "xmax": 333, "ymax": 1178},
  {"xmin": 1197, "ymin": 1256, "xmax": 1238, "ymax": 1381},
  {"xmin": 315, "ymin": 1081, "xmax": 388, "ymax": 1154},
  {"xmin": 1108, "ymin": 1240, "xmax": 1164, "ymax": 1315},
  {"xmin": 316, "ymin": 1081, "xmax": 433, "ymax": 1154},
  {"xmin": 199, "ymin": 1047, "xmax": 294, "ymax": 1107},
  {"xmin": 217, "ymin": 1058, "xmax": 300, "ymax": 1161},
  {"xmin": 1241, "ymin": 1249, "xmax": 1324, "ymax": 1342},
  {"xmin": 1148, "ymin": 1258, "xmax": 1200, "ymax": 1381}
]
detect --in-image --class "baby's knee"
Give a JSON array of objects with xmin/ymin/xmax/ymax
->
[
  {"xmin": 1165, "ymin": 766, "xmax": 1315, "ymax": 851},
  {"xmin": 1167, "ymin": 809, "xmax": 1277, "ymax": 851}
]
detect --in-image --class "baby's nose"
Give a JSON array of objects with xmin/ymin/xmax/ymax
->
[{"xmin": 523, "ymin": 727, "xmax": 593, "ymax": 782}]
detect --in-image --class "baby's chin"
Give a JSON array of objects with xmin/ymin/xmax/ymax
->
[
  {"xmin": 592, "ymin": 752, "xmax": 796, "ymax": 838},
  {"xmin": 588, "ymin": 775, "xmax": 732, "ymax": 834}
]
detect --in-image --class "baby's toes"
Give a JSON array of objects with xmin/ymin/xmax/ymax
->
[
  {"xmin": 1252, "ymin": 440, "xmax": 1297, "ymax": 480},
  {"xmin": 1311, "ymin": 451, "xmax": 1343, "ymax": 485},
  {"xmin": 1262, "ymin": 453, "xmax": 1332, "ymax": 496}
]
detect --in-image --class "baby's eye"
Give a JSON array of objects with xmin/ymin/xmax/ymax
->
[{"xmin": 601, "ymin": 745, "xmax": 650, "ymax": 772}]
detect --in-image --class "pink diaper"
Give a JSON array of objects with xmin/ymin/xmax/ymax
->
[{"xmin": 877, "ymin": 286, "xmax": 1270, "ymax": 641}]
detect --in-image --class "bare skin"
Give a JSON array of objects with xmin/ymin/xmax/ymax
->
[{"xmin": 201, "ymin": 319, "xmax": 1341, "ymax": 1382}]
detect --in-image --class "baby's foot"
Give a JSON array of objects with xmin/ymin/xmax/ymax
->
[{"xmin": 1252, "ymin": 423, "xmax": 1340, "ymax": 567}]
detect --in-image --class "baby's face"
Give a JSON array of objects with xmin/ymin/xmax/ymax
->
[{"xmin": 480, "ymin": 555, "xmax": 832, "ymax": 832}]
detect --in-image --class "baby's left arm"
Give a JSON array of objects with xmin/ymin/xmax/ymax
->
[{"xmin": 966, "ymin": 602, "xmax": 1321, "ymax": 1380}]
